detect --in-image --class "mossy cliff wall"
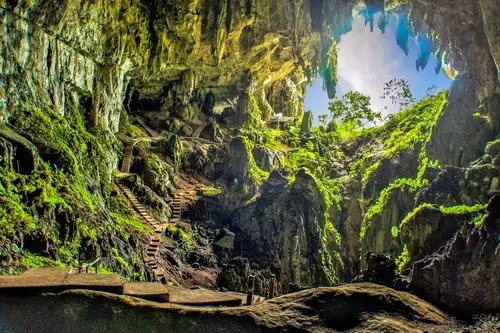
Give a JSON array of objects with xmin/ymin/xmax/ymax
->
[
  {"xmin": 0, "ymin": 0, "xmax": 499, "ymax": 302},
  {"xmin": 0, "ymin": 0, "xmax": 355, "ymax": 130}
]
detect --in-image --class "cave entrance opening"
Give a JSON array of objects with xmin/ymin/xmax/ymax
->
[{"xmin": 305, "ymin": 10, "xmax": 452, "ymax": 126}]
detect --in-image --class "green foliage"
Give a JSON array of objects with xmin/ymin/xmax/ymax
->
[
  {"xmin": 199, "ymin": 187, "xmax": 223, "ymax": 196},
  {"xmin": 328, "ymin": 91, "xmax": 381, "ymax": 127},
  {"xmin": 299, "ymin": 169, "xmax": 343, "ymax": 284},
  {"xmin": 439, "ymin": 204, "xmax": 486, "ymax": 215},
  {"xmin": 358, "ymin": 92, "xmax": 448, "ymax": 240},
  {"xmin": 350, "ymin": 92, "xmax": 447, "ymax": 179},
  {"xmin": 0, "ymin": 171, "xmax": 36, "ymax": 240},
  {"xmin": 11, "ymin": 101, "xmax": 117, "ymax": 212},
  {"xmin": 0, "ymin": 100, "xmax": 149, "ymax": 273},
  {"xmin": 381, "ymin": 78, "xmax": 416, "ymax": 113},
  {"xmin": 245, "ymin": 93, "xmax": 263, "ymax": 127},
  {"xmin": 241, "ymin": 136, "xmax": 270, "ymax": 184},
  {"xmin": 22, "ymin": 252, "xmax": 64, "ymax": 269},
  {"xmin": 399, "ymin": 203, "xmax": 434, "ymax": 229},
  {"xmin": 472, "ymin": 213, "xmax": 487, "ymax": 227},
  {"xmin": 321, "ymin": 40, "xmax": 338, "ymax": 99},
  {"xmin": 166, "ymin": 225, "xmax": 195, "ymax": 249},
  {"xmin": 112, "ymin": 247, "xmax": 129, "ymax": 270},
  {"xmin": 395, "ymin": 244, "xmax": 409, "ymax": 274},
  {"xmin": 398, "ymin": 203, "xmax": 486, "ymax": 233},
  {"xmin": 391, "ymin": 226, "xmax": 399, "ymax": 238},
  {"xmin": 288, "ymin": 142, "xmax": 326, "ymax": 175}
]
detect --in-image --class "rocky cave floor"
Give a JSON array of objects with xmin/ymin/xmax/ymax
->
[{"xmin": 1, "ymin": 284, "xmax": 499, "ymax": 332}]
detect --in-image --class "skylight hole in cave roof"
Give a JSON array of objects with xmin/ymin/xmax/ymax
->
[{"xmin": 305, "ymin": 8, "xmax": 453, "ymax": 125}]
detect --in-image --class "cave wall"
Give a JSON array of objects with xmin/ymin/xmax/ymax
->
[
  {"xmin": 0, "ymin": 0, "xmax": 498, "ymax": 301},
  {"xmin": 1, "ymin": 0, "xmax": 351, "ymax": 132}
]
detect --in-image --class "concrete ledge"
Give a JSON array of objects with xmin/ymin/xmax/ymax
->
[{"xmin": 123, "ymin": 282, "xmax": 170, "ymax": 303}]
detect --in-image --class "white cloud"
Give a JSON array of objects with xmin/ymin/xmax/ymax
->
[{"xmin": 337, "ymin": 15, "xmax": 399, "ymax": 116}]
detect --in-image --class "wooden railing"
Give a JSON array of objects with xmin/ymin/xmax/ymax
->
[{"xmin": 74, "ymin": 257, "xmax": 100, "ymax": 274}]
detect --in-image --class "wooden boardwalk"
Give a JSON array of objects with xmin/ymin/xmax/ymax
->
[{"xmin": 115, "ymin": 178, "xmax": 166, "ymax": 282}]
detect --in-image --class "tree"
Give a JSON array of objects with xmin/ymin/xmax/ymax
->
[
  {"xmin": 318, "ymin": 114, "xmax": 328, "ymax": 130},
  {"xmin": 327, "ymin": 91, "xmax": 381, "ymax": 127},
  {"xmin": 380, "ymin": 78, "xmax": 416, "ymax": 112},
  {"xmin": 425, "ymin": 84, "xmax": 438, "ymax": 97}
]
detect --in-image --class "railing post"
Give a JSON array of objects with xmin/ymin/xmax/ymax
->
[
  {"xmin": 246, "ymin": 275, "xmax": 255, "ymax": 305},
  {"xmin": 78, "ymin": 265, "xmax": 83, "ymax": 274},
  {"xmin": 95, "ymin": 260, "xmax": 99, "ymax": 274},
  {"xmin": 268, "ymin": 274, "xmax": 276, "ymax": 299},
  {"xmin": 85, "ymin": 265, "xmax": 89, "ymax": 274}
]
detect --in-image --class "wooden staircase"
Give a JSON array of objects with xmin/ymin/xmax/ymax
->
[
  {"xmin": 172, "ymin": 195, "xmax": 182, "ymax": 220},
  {"xmin": 191, "ymin": 124, "xmax": 206, "ymax": 138},
  {"xmin": 115, "ymin": 131, "xmax": 209, "ymax": 284},
  {"xmin": 119, "ymin": 136, "xmax": 164, "ymax": 174},
  {"xmin": 116, "ymin": 178, "xmax": 165, "ymax": 281},
  {"xmin": 120, "ymin": 141, "xmax": 135, "ymax": 174}
]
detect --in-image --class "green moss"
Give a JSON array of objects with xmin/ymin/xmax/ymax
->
[
  {"xmin": 362, "ymin": 161, "xmax": 381, "ymax": 184},
  {"xmin": 166, "ymin": 225, "xmax": 195, "ymax": 249},
  {"xmin": 0, "ymin": 172, "xmax": 36, "ymax": 240},
  {"xmin": 391, "ymin": 226, "xmax": 399, "ymax": 238},
  {"xmin": 395, "ymin": 244, "xmax": 409, "ymax": 274},
  {"xmin": 199, "ymin": 187, "xmax": 222, "ymax": 196},
  {"xmin": 358, "ymin": 93, "xmax": 448, "ymax": 240},
  {"xmin": 439, "ymin": 204, "xmax": 486, "ymax": 215},
  {"xmin": 350, "ymin": 92, "xmax": 447, "ymax": 179},
  {"xmin": 472, "ymin": 213, "xmax": 487, "ymax": 227},
  {"xmin": 301, "ymin": 169, "xmax": 343, "ymax": 284},
  {"xmin": 0, "ymin": 100, "xmax": 134, "ymax": 272},
  {"xmin": 108, "ymin": 192, "xmax": 151, "ymax": 239},
  {"xmin": 245, "ymin": 93, "xmax": 263, "ymax": 127},
  {"xmin": 241, "ymin": 136, "xmax": 270, "ymax": 184},
  {"xmin": 22, "ymin": 252, "xmax": 65, "ymax": 269},
  {"xmin": 112, "ymin": 247, "xmax": 129, "ymax": 270},
  {"xmin": 321, "ymin": 39, "xmax": 338, "ymax": 99},
  {"xmin": 11, "ymin": 101, "xmax": 116, "ymax": 213}
]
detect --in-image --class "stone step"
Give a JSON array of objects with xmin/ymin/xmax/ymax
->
[{"xmin": 153, "ymin": 269, "xmax": 164, "ymax": 276}]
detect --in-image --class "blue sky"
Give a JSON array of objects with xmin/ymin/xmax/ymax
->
[{"xmin": 305, "ymin": 13, "xmax": 452, "ymax": 124}]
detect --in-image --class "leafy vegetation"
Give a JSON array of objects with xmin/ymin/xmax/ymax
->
[
  {"xmin": 328, "ymin": 91, "xmax": 381, "ymax": 127},
  {"xmin": 241, "ymin": 136, "xmax": 270, "ymax": 184},
  {"xmin": 395, "ymin": 244, "xmax": 409, "ymax": 273},
  {"xmin": 166, "ymin": 225, "xmax": 195, "ymax": 249},
  {"xmin": 358, "ymin": 92, "xmax": 448, "ymax": 239},
  {"xmin": 321, "ymin": 40, "xmax": 338, "ymax": 99},
  {"xmin": 0, "ymin": 101, "xmax": 149, "ymax": 274},
  {"xmin": 381, "ymin": 78, "xmax": 416, "ymax": 113},
  {"xmin": 199, "ymin": 187, "xmax": 223, "ymax": 196}
]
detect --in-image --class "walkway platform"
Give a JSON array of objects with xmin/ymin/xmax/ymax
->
[
  {"xmin": 165, "ymin": 286, "xmax": 242, "ymax": 307},
  {"xmin": 0, "ymin": 268, "xmax": 251, "ymax": 307},
  {"xmin": 123, "ymin": 282, "xmax": 170, "ymax": 303},
  {"xmin": 0, "ymin": 268, "xmax": 123, "ymax": 294}
]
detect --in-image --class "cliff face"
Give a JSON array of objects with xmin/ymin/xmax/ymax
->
[
  {"xmin": 0, "ymin": 0, "xmax": 348, "ymax": 129},
  {"xmin": 0, "ymin": 0, "xmax": 499, "ymax": 315}
]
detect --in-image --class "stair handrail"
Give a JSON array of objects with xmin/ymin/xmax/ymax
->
[{"xmin": 76, "ymin": 257, "xmax": 101, "ymax": 274}]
